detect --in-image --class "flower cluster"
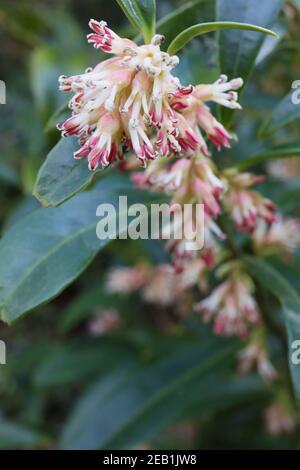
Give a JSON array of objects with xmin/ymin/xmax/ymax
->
[
  {"xmin": 253, "ymin": 217, "xmax": 300, "ymax": 259},
  {"xmin": 58, "ymin": 20, "xmax": 300, "ymax": 346},
  {"xmin": 194, "ymin": 262, "xmax": 261, "ymax": 337},
  {"xmin": 58, "ymin": 20, "xmax": 242, "ymax": 170},
  {"xmin": 238, "ymin": 328, "xmax": 277, "ymax": 382},
  {"xmin": 106, "ymin": 262, "xmax": 206, "ymax": 308},
  {"xmin": 222, "ymin": 170, "xmax": 276, "ymax": 232},
  {"xmin": 264, "ymin": 400, "xmax": 296, "ymax": 435},
  {"xmin": 131, "ymin": 152, "xmax": 300, "ymax": 338}
]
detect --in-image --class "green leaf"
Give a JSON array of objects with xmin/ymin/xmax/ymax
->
[
  {"xmin": 33, "ymin": 137, "xmax": 95, "ymax": 207},
  {"xmin": 0, "ymin": 419, "xmax": 43, "ymax": 449},
  {"xmin": 60, "ymin": 341, "xmax": 264, "ymax": 450},
  {"xmin": 259, "ymin": 91, "xmax": 300, "ymax": 138},
  {"xmin": 245, "ymin": 256, "xmax": 300, "ymax": 402},
  {"xmin": 245, "ymin": 256, "xmax": 300, "ymax": 307},
  {"xmin": 3, "ymin": 197, "xmax": 40, "ymax": 233},
  {"xmin": 0, "ymin": 174, "xmax": 148, "ymax": 323},
  {"xmin": 235, "ymin": 145, "xmax": 300, "ymax": 171},
  {"xmin": 157, "ymin": 0, "xmax": 216, "ymax": 49},
  {"xmin": 217, "ymin": 0, "xmax": 282, "ymax": 80},
  {"xmin": 217, "ymin": 0, "xmax": 283, "ymax": 124},
  {"xmin": 167, "ymin": 21, "xmax": 277, "ymax": 56},
  {"xmin": 34, "ymin": 338, "xmax": 137, "ymax": 388},
  {"xmin": 116, "ymin": 0, "xmax": 156, "ymax": 43}
]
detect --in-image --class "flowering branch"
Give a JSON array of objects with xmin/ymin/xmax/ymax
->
[{"xmin": 55, "ymin": 17, "xmax": 300, "ymax": 419}]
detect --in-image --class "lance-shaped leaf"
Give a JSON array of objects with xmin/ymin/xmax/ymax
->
[
  {"xmin": 33, "ymin": 137, "xmax": 96, "ymax": 207},
  {"xmin": 259, "ymin": 90, "xmax": 300, "ymax": 138},
  {"xmin": 33, "ymin": 338, "xmax": 137, "ymax": 388},
  {"xmin": 0, "ymin": 420, "xmax": 44, "ymax": 450},
  {"xmin": 217, "ymin": 0, "xmax": 283, "ymax": 124},
  {"xmin": 157, "ymin": 0, "xmax": 216, "ymax": 49},
  {"xmin": 60, "ymin": 340, "xmax": 266, "ymax": 449},
  {"xmin": 217, "ymin": 0, "xmax": 282, "ymax": 81},
  {"xmin": 167, "ymin": 21, "xmax": 277, "ymax": 55},
  {"xmin": 116, "ymin": 0, "xmax": 156, "ymax": 43},
  {"xmin": 245, "ymin": 256, "xmax": 300, "ymax": 403},
  {"xmin": 235, "ymin": 145, "xmax": 300, "ymax": 171},
  {"xmin": 0, "ymin": 174, "xmax": 150, "ymax": 323}
]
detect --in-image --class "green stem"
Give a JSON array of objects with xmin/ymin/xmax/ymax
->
[{"xmin": 142, "ymin": 24, "xmax": 155, "ymax": 43}]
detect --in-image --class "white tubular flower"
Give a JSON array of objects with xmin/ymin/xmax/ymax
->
[
  {"xmin": 142, "ymin": 265, "xmax": 180, "ymax": 306},
  {"xmin": 238, "ymin": 329, "xmax": 277, "ymax": 383},
  {"xmin": 194, "ymin": 264, "xmax": 260, "ymax": 337},
  {"xmin": 267, "ymin": 157, "xmax": 300, "ymax": 180},
  {"xmin": 132, "ymin": 157, "xmax": 191, "ymax": 193},
  {"xmin": 170, "ymin": 74, "xmax": 243, "ymax": 152},
  {"xmin": 195, "ymin": 75, "xmax": 244, "ymax": 109},
  {"xmin": 252, "ymin": 217, "xmax": 300, "ymax": 258},
  {"xmin": 264, "ymin": 401, "xmax": 296, "ymax": 436},
  {"xmin": 223, "ymin": 170, "xmax": 276, "ymax": 232},
  {"xmin": 135, "ymin": 153, "xmax": 224, "ymax": 215},
  {"xmin": 177, "ymin": 258, "xmax": 208, "ymax": 293},
  {"xmin": 87, "ymin": 20, "xmax": 137, "ymax": 54},
  {"xmin": 88, "ymin": 309, "xmax": 120, "ymax": 335},
  {"xmin": 106, "ymin": 265, "xmax": 150, "ymax": 293},
  {"xmin": 73, "ymin": 112, "xmax": 123, "ymax": 169}
]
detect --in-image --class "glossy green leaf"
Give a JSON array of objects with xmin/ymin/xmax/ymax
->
[
  {"xmin": 245, "ymin": 256, "xmax": 300, "ymax": 307},
  {"xmin": 255, "ymin": 21, "xmax": 286, "ymax": 65},
  {"xmin": 217, "ymin": 0, "xmax": 283, "ymax": 124},
  {"xmin": 0, "ymin": 174, "xmax": 147, "ymax": 323},
  {"xmin": 217, "ymin": 0, "xmax": 282, "ymax": 81},
  {"xmin": 116, "ymin": 0, "xmax": 156, "ymax": 42},
  {"xmin": 3, "ymin": 197, "xmax": 40, "ymax": 233},
  {"xmin": 0, "ymin": 419, "xmax": 43, "ymax": 450},
  {"xmin": 34, "ymin": 338, "xmax": 137, "ymax": 388},
  {"xmin": 157, "ymin": 0, "xmax": 216, "ymax": 48},
  {"xmin": 259, "ymin": 91, "xmax": 300, "ymax": 138},
  {"xmin": 235, "ymin": 145, "xmax": 300, "ymax": 171},
  {"xmin": 245, "ymin": 256, "xmax": 300, "ymax": 402},
  {"xmin": 167, "ymin": 21, "xmax": 277, "ymax": 55},
  {"xmin": 33, "ymin": 137, "xmax": 95, "ymax": 207},
  {"xmin": 59, "ymin": 341, "xmax": 265, "ymax": 450}
]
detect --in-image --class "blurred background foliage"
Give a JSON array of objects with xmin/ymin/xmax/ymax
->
[{"xmin": 0, "ymin": 0, "xmax": 300, "ymax": 450}]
